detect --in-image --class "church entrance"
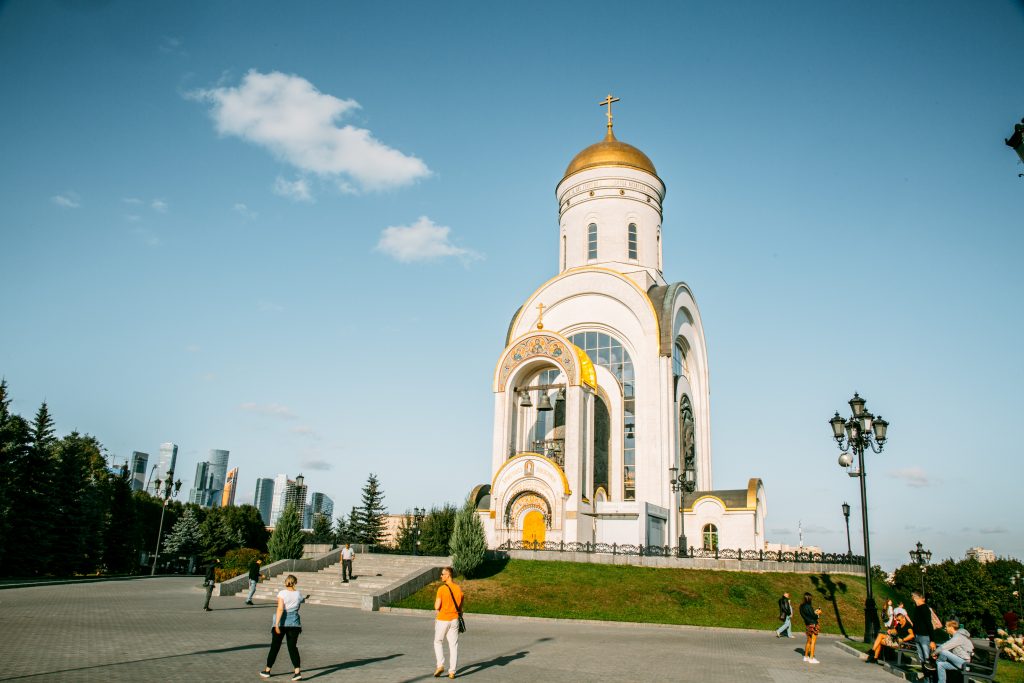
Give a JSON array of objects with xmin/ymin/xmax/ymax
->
[{"xmin": 522, "ymin": 510, "xmax": 546, "ymax": 545}]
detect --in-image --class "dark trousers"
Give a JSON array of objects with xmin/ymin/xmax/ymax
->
[
  {"xmin": 203, "ymin": 583, "xmax": 214, "ymax": 609},
  {"xmin": 267, "ymin": 627, "xmax": 301, "ymax": 669},
  {"xmin": 342, "ymin": 559, "xmax": 353, "ymax": 581}
]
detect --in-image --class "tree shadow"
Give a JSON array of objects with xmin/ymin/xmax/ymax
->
[
  {"xmin": 301, "ymin": 653, "xmax": 403, "ymax": 679},
  {"xmin": 810, "ymin": 573, "xmax": 850, "ymax": 639},
  {"xmin": 467, "ymin": 558, "xmax": 509, "ymax": 579},
  {"xmin": 457, "ymin": 651, "xmax": 529, "ymax": 676}
]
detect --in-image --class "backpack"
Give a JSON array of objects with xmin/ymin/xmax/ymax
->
[{"xmin": 930, "ymin": 607, "xmax": 942, "ymax": 630}]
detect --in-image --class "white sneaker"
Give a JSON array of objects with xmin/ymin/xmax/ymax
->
[
  {"xmin": 802, "ymin": 656, "xmax": 810, "ymax": 662},
  {"xmin": 809, "ymin": 658, "xmax": 820, "ymax": 664}
]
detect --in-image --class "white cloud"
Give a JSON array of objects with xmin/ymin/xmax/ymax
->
[
  {"xmin": 291, "ymin": 425, "xmax": 321, "ymax": 440},
  {"xmin": 233, "ymin": 203, "xmax": 258, "ymax": 219},
  {"xmin": 979, "ymin": 526, "xmax": 1008, "ymax": 534},
  {"xmin": 239, "ymin": 402, "xmax": 296, "ymax": 419},
  {"xmin": 151, "ymin": 199, "xmax": 168, "ymax": 212},
  {"xmin": 375, "ymin": 216, "xmax": 481, "ymax": 264},
  {"xmin": 159, "ymin": 36, "xmax": 187, "ymax": 56},
  {"xmin": 188, "ymin": 70, "xmax": 430, "ymax": 191},
  {"xmin": 889, "ymin": 466, "xmax": 930, "ymax": 488},
  {"xmin": 122, "ymin": 197, "xmax": 143, "ymax": 205},
  {"xmin": 273, "ymin": 176, "xmax": 313, "ymax": 202},
  {"xmin": 51, "ymin": 192, "xmax": 80, "ymax": 208}
]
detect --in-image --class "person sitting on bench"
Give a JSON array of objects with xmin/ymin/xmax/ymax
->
[
  {"xmin": 930, "ymin": 619, "xmax": 974, "ymax": 683},
  {"xmin": 867, "ymin": 612, "xmax": 915, "ymax": 663}
]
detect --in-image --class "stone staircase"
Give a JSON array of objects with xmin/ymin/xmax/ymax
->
[{"xmin": 240, "ymin": 554, "xmax": 448, "ymax": 609}]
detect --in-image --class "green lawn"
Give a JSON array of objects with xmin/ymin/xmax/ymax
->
[{"xmin": 394, "ymin": 558, "xmax": 897, "ymax": 636}]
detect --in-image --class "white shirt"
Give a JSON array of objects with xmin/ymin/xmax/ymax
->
[
  {"xmin": 278, "ymin": 589, "xmax": 302, "ymax": 612},
  {"xmin": 341, "ymin": 547, "xmax": 354, "ymax": 560}
]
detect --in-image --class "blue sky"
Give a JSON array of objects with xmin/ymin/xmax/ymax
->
[{"xmin": 1, "ymin": 1, "xmax": 1022, "ymax": 570}]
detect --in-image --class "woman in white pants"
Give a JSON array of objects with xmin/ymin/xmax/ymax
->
[{"xmin": 432, "ymin": 567, "xmax": 463, "ymax": 679}]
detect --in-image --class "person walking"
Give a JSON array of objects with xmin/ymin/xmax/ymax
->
[
  {"xmin": 433, "ymin": 566, "xmax": 463, "ymax": 679},
  {"xmin": 202, "ymin": 558, "xmax": 220, "ymax": 612},
  {"xmin": 775, "ymin": 592, "xmax": 794, "ymax": 638},
  {"xmin": 260, "ymin": 574, "xmax": 308, "ymax": 681},
  {"xmin": 245, "ymin": 558, "xmax": 264, "ymax": 605},
  {"xmin": 911, "ymin": 590, "xmax": 937, "ymax": 664},
  {"xmin": 341, "ymin": 544, "xmax": 354, "ymax": 583},
  {"xmin": 799, "ymin": 592, "xmax": 822, "ymax": 664}
]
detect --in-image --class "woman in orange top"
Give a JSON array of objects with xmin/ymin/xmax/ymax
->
[{"xmin": 433, "ymin": 566, "xmax": 464, "ymax": 679}]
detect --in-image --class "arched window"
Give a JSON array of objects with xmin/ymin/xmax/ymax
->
[
  {"xmin": 672, "ymin": 341, "xmax": 686, "ymax": 378},
  {"xmin": 679, "ymin": 396, "xmax": 695, "ymax": 483},
  {"xmin": 627, "ymin": 223, "xmax": 638, "ymax": 260},
  {"xmin": 568, "ymin": 331, "xmax": 635, "ymax": 500},
  {"xmin": 702, "ymin": 523, "xmax": 718, "ymax": 551},
  {"xmin": 587, "ymin": 223, "xmax": 598, "ymax": 260}
]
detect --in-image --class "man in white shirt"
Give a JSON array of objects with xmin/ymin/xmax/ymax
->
[{"xmin": 341, "ymin": 544, "xmax": 354, "ymax": 583}]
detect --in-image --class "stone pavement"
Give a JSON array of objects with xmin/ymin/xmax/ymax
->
[{"xmin": 0, "ymin": 577, "xmax": 896, "ymax": 682}]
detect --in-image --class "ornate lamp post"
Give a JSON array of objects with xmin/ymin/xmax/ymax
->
[
  {"xmin": 909, "ymin": 541, "xmax": 932, "ymax": 595},
  {"xmin": 411, "ymin": 507, "xmax": 425, "ymax": 556},
  {"xmin": 149, "ymin": 469, "xmax": 183, "ymax": 576},
  {"xmin": 1006, "ymin": 118, "xmax": 1024, "ymax": 177},
  {"xmin": 669, "ymin": 463, "xmax": 696, "ymax": 557},
  {"xmin": 842, "ymin": 502, "xmax": 852, "ymax": 556},
  {"xmin": 830, "ymin": 392, "xmax": 890, "ymax": 643}
]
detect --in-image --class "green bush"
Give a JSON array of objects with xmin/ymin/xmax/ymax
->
[{"xmin": 215, "ymin": 547, "xmax": 268, "ymax": 583}]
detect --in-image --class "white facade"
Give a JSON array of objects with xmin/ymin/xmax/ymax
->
[
  {"xmin": 476, "ymin": 112, "xmax": 767, "ymax": 552},
  {"xmin": 269, "ymin": 473, "xmax": 289, "ymax": 526}
]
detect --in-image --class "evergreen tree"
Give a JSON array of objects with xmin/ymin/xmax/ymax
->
[
  {"xmin": 162, "ymin": 507, "xmax": 205, "ymax": 565},
  {"xmin": 419, "ymin": 504, "xmax": 458, "ymax": 556},
  {"xmin": 52, "ymin": 432, "xmax": 108, "ymax": 575},
  {"xmin": 394, "ymin": 511, "xmax": 416, "ymax": 553},
  {"xmin": 221, "ymin": 504, "xmax": 270, "ymax": 552},
  {"xmin": 351, "ymin": 473, "xmax": 387, "ymax": 545},
  {"xmin": 311, "ymin": 513, "xmax": 333, "ymax": 544},
  {"xmin": 333, "ymin": 509, "xmax": 357, "ymax": 545},
  {"xmin": 0, "ymin": 379, "xmax": 25, "ymax": 570},
  {"xmin": 201, "ymin": 508, "xmax": 240, "ymax": 559},
  {"xmin": 7, "ymin": 402, "xmax": 60, "ymax": 574},
  {"xmin": 450, "ymin": 499, "xmax": 488, "ymax": 577},
  {"xmin": 267, "ymin": 503, "xmax": 305, "ymax": 561},
  {"xmin": 105, "ymin": 462, "xmax": 138, "ymax": 573}
]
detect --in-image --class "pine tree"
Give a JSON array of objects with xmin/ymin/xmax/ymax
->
[
  {"xmin": 352, "ymin": 473, "xmax": 387, "ymax": 545},
  {"xmin": 450, "ymin": 499, "xmax": 488, "ymax": 577},
  {"xmin": 333, "ymin": 512, "xmax": 352, "ymax": 545},
  {"xmin": 162, "ymin": 507, "xmax": 205, "ymax": 563},
  {"xmin": 52, "ymin": 432, "xmax": 107, "ymax": 575},
  {"xmin": 105, "ymin": 462, "xmax": 137, "ymax": 573},
  {"xmin": 267, "ymin": 503, "xmax": 305, "ymax": 561},
  {"xmin": 8, "ymin": 402, "xmax": 60, "ymax": 574},
  {"xmin": 394, "ymin": 512, "xmax": 415, "ymax": 553},
  {"xmin": 419, "ymin": 504, "xmax": 458, "ymax": 556},
  {"xmin": 311, "ymin": 513, "xmax": 333, "ymax": 543}
]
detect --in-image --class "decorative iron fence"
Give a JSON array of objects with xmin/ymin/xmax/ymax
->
[{"xmin": 497, "ymin": 540, "xmax": 863, "ymax": 566}]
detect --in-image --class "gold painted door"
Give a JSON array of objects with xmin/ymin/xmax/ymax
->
[{"xmin": 522, "ymin": 510, "xmax": 546, "ymax": 546}]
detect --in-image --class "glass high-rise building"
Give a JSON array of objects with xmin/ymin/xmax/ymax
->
[
  {"xmin": 129, "ymin": 451, "xmax": 149, "ymax": 492},
  {"xmin": 189, "ymin": 462, "xmax": 212, "ymax": 505},
  {"xmin": 254, "ymin": 478, "xmax": 275, "ymax": 525},
  {"xmin": 154, "ymin": 442, "xmax": 178, "ymax": 491},
  {"xmin": 269, "ymin": 474, "xmax": 289, "ymax": 526},
  {"xmin": 207, "ymin": 449, "xmax": 230, "ymax": 505},
  {"xmin": 221, "ymin": 467, "xmax": 238, "ymax": 507},
  {"xmin": 284, "ymin": 474, "xmax": 308, "ymax": 528},
  {"xmin": 310, "ymin": 492, "xmax": 333, "ymax": 529}
]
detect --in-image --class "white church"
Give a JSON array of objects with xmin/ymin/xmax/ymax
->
[{"xmin": 472, "ymin": 97, "xmax": 767, "ymax": 553}]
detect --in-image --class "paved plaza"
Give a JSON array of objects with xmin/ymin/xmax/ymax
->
[{"xmin": 0, "ymin": 577, "xmax": 897, "ymax": 682}]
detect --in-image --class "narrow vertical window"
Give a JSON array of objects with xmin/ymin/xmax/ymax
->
[
  {"xmin": 562, "ymin": 234, "xmax": 567, "ymax": 270},
  {"xmin": 587, "ymin": 223, "xmax": 598, "ymax": 260},
  {"xmin": 628, "ymin": 223, "xmax": 638, "ymax": 260}
]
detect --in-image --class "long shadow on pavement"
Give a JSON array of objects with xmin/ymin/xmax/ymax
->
[
  {"xmin": 396, "ymin": 637, "xmax": 554, "ymax": 683},
  {"xmin": 301, "ymin": 654, "xmax": 403, "ymax": 679},
  {"xmin": 0, "ymin": 643, "xmax": 266, "ymax": 680}
]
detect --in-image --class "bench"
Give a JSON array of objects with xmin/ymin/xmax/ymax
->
[{"xmin": 956, "ymin": 642, "xmax": 998, "ymax": 683}]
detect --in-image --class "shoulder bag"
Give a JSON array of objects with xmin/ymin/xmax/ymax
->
[{"xmin": 445, "ymin": 584, "xmax": 466, "ymax": 633}]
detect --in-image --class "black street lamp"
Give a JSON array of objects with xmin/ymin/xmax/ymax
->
[
  {"xmin": 411, "ymin": 507, "xmax": 425, "ymax": 556},
  {"xmin": 842, "ymin": 502, "xmax": 852, "ymax": 556},
  {"xmin": 909, "ymin": 541, "xmax": 932, "ymax": 595},
  {"xmin": 830, "ymin": 392, "xmax": 890, "ymax": 643},
  {"xmin": 149, "ymin": 469, "xmax": 183, "ymax": 576},
  {"xmin": 1012, "ymin": 571, "xmax": 1022, "ymax": 614},
  {"xmin": 669, "ymin": 463, "xmax": 696, "ymax": 557}
]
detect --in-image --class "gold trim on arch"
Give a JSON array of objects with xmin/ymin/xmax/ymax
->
[
  {"xmin": 491, "ymin": 452, "xmax": 571, "ymax": 496},
  {"xmin": 683, "ymin": 494, "xmax": 755, "ymax": 513},
  {"xmin": 493, "ymin": 330, "xmax": 588, "ymax": 392},
  {"xmin": 506, "ymin": 265, "xmax": 661, "ymax": 345}
]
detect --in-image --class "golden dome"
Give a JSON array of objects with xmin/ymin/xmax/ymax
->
[{"xmin": 563, "ymin": 129, "xmax": 658, "ymax": 180}]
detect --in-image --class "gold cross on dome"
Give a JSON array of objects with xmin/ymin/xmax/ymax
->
[
  {"xmin": 599, "ymin": 93, "xmax": 620, "ymax": 133},
  {"xmin": 536, "ymin": 302, "xmax": 545, "ymax": 330}
]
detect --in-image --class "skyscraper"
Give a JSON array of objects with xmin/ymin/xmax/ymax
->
[
  {"xmin": 207, "ymin": 449, "xmax": 230, "ymax": 505},
  {"xmin": 269, "ymin": 474, "xmax": 289, "ymax": 526},
  {"xmin": 310, "ymin": 492, "xmax": 334, "ymax": 527},
  {"xmin": 221, "ymin": 467, "xmax": 238, "ymax": 507},
  {"xmin": 129, "ymin": 451, "xmax": 149, "ymax": 492},
  {"xmin": 284, "ymin": 474, "xmax": 308, "ymax": 528},
  {"xmin": 254, "ymin": 477, "xmax": 275, "ymax": 525},
  {"xmin": 189, "ymin": 461, "xmax": 212, "ymax": 505},
  {"xmin": 154, "ymin": 442, "xmax": 178, "ymax": 490}
]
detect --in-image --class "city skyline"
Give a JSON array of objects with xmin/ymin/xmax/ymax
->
[{"xmin": 2, "ymin": 1, "xmax": 1022, "ymax": 569}]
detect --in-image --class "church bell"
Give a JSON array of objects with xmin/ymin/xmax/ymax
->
[
  {"xmin": 519, "ymin": 390, "xmax": 533, "ymax": 408},
  {"xmin": 537, "ymin": 393, "xmax": 554, "ymax": 412}
]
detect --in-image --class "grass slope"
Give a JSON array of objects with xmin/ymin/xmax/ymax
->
[{"xmin": 395, "ymin": 558, "xmax": 898, "ymax": 636}]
